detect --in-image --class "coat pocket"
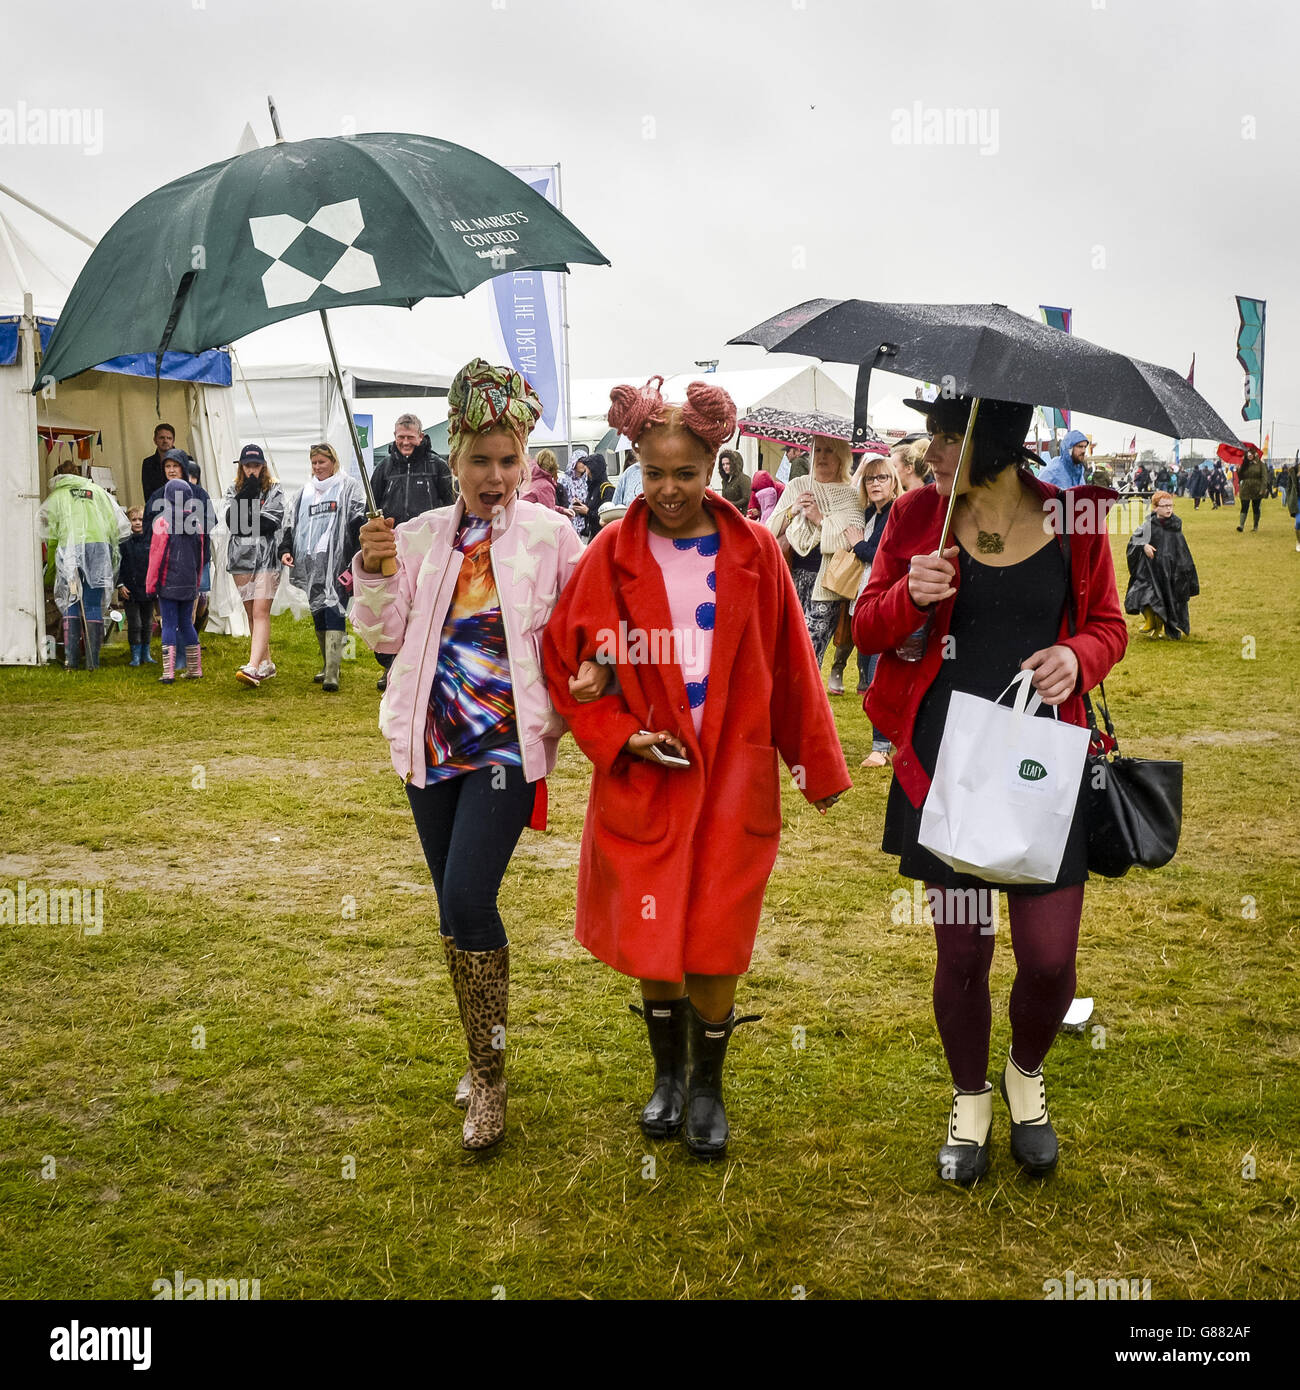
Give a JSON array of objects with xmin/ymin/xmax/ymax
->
[
  {"xmin": 593, "ymin": 759, "xmax": 670, "ymax": 844},
  {"xmin": 740, "ymin": 743, "xmax": 784, "ymax": 837}
]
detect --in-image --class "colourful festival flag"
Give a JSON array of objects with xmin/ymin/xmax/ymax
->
[
  {"xmin": 1235, "ymin": 296, "xmax": 1265, "ymax": 422},
  {"xmin": 1039, "ymin": 305, "xmax": 1071, "ymax": 431}
]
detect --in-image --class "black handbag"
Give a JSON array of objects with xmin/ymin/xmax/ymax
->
[
  {"xmin": 1060, "ymin": 531, "xmax": 1184, "ymax": 878},
  {"xmin": 1082, "ymin": 687, "xmax": 1183, "ymax": 877}
]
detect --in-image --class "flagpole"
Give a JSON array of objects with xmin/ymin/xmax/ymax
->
[{"xmin": 554, "ymin": 160, "xmax": 574, "ymax": 468}]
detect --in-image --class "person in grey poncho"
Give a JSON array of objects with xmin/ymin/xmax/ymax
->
[{"xmin": 280, "ymin": 443, "xmax": 367, "ymax": 691}]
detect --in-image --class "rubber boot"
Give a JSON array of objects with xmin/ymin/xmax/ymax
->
[
  {"xmin": 938, "ymin": 1084, "xmax": 993, "ymax": 1185},
  {"xmin": 128, "ymin": 643, "xmax": 143, "ymax": 667},
  {"xmin": 63, "ymin": 618, "xmax": 82, "ymax": 670},
  {"xmin": 1000, "ymin": 1055, "xmax": 1059, "ymax": 1177},
  {"xmin": 312, "ymin": 627, "xmax": 327, "ymax": 684},
  {"xmin": 322, "ymin": 630, "xmax": 344, "ymax": 692},
  {"xmin": 82, "ymin": 619, "xmax": 103, "ymax": 671},
  {"xmin": 159, "ymin": 645, "xmax": 176, "ymax": 684},
  {"xmin": 447, "ymin": 943, "xmax": 510, "ymax": 1151},
  {"xmin": 180, "ymin": 644, "xmax": 202, "ymax": 680},
  {"xmin": 684, "ymin": 1002, "xmax": 760, "ymax": 1159},
  {"xmin": 442, "ymin": 935, "xmax": 472, "ymax": 1110},
  {"xmin": 631, "ymin": 995, "xmax": 689, "ymax": 1138}
]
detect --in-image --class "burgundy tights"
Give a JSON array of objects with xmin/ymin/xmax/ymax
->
[{"xmin": 927, "ymin": 882, "xmax": 1084, "ymax": 1091}]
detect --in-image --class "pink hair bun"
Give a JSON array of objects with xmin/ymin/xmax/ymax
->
[
  {"xmin": 681, "ymin": 380, "xmax": 737, "ymax": 452},
  {"xmin": 607, "ymin": 375, "xmax": 666, "ymax": 443}
]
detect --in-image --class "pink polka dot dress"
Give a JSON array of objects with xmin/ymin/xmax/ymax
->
[{"xmin": 647, "ymin": 529, "xmax": 718, "ymax": 736}]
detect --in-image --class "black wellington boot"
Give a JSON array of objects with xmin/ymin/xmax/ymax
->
[
  {"xmin": 630, "ymin": 996, "xmax": 689, "ymax": 1138},
  {"xmin": 683, "ymin": 1003, "xmax": 761, "ymax": 1160}
]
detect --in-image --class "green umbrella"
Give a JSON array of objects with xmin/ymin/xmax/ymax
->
[
  {"xmin": 37, "ymin": 131, "xmax": 608, "ymax": 385},
  {"xmin": 36, "ymin": 125, "xmax": 608, "ymax": 569}
]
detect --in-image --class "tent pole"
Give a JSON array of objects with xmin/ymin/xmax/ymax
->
[
  {"xmin": 0, "ymin": 182, "xmax": 97, "ymax": 247},
  {"xmin": 554, "ymin": 161, "xmax": 574, "ymax": 468},
  {"xmin": 0, "ymin": 212, "xmax": 29, "ymax": 294}
]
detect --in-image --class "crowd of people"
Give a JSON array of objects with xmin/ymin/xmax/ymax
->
[{"xmin": 35, "ymin": 363, "xmax": 1293, "ymax": 1181}]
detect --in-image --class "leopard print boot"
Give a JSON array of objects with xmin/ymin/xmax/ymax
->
[
  {"xmin": 452, "ymin": 943, "xmax": 510, "ymax": 1151},
  {"xmin": 441, "ymin": 935, "xmax": 472, "ymax": 1110}
]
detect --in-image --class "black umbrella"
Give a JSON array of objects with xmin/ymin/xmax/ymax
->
[{"xmin": 728, "ymin": 298, "xmax": 1238, "ymax": 446}]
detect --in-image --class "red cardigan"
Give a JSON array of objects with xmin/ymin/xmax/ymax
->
[
  {"xmin": 542, "ymin": 492, "xmax": 851, "ymax": 979},
  {"xmin": 852, "ymin": 472, "xmax": 1128, "ymax": 808}
]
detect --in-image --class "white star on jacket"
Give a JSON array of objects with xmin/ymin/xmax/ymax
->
[
  {"xmin": 516, "ymin": 512, "xmax": 561, "ymax": 551},
  {"xmin": 496, "ymin": 545, "xmax": 540, "ymax": 586}
]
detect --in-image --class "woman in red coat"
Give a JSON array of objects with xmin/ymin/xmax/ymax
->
[
  {"xmin": 543, "ymin": 376, "xmax": 852, "ymax": 1160},
  {"xmin": 853, "ymin": 395, "xmax": 1127, "ymax": 1185}
]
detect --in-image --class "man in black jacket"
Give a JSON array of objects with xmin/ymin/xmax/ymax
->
[
  {"xmin": 368, "ymin": 414, "xmax": 454, "ymax": 690},
  {"xmin": 141, "ymin": 423, "xmax": 177, "ymax": 502},
  {"xmin": 369, "ymin": 414, "xmax": 454, "ymax": 524}
]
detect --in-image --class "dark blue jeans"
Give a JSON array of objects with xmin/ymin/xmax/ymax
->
[{"xmin": 405, "ymin": 764, "xmax": 536, "ymax": 952}]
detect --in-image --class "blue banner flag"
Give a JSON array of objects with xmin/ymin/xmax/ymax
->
[
  {"xmin": 1235, "ymin": 296, "xmax": 1265, "ymax": 422},
  {"xmin": 1039, "ymin": 305, "xmax": 1072, "ymax": 430}
]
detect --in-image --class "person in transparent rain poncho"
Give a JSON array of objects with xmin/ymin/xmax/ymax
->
[
  {"xmin": 38, "ymin": 461, "xmax": 131, "ymax": 671},
  {"xmin": 279, "ymin": 442, "xmax": 367, "ymax": 692}
]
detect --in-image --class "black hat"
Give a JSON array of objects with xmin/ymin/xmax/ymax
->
[
  {"xmin": 238, "ymin": 443, "xmax": 267, "ymax": 464},
  {"xmin": 902, "ymin": 395, "xmax": 1036, "ymax": 458}
]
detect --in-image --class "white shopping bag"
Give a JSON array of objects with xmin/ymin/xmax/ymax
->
[
  {"xmin": 270, "ymin": 567, "xmax": 310, "ymax": 621},
  {"xmin": 919, "ymin": 669, "xmax": 1091, "ymax": 885}
]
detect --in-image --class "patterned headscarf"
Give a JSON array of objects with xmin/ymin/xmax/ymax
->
[{"xmin": 446, "ymin": 358, "xmax": 543, "ymax": 460}]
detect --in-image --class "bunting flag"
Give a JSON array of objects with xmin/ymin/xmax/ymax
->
[
  {"xmin": 1235, "ymin": 295, "xmax": 1265, "ymax": 422},
  {"xmin": 1039, "ymin": 305, "xmax": 1072, "ymax": 429},
  {"xmin": 1187, "ymin": 354, "xmax": 1195, "ymax": 387}
]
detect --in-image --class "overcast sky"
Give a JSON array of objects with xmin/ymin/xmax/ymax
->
[{"xmin": 3, "ymin": 0, "xmax": 1296, "ymax": 452}]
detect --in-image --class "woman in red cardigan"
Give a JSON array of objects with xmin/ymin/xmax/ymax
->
[
  {"xmin": 853, "ymin": 395, "xmax": 1127, "ymax": 1185},
  {"xmin": 543, "ymin": 376, "xmax": 851, "ymax": 1160}
]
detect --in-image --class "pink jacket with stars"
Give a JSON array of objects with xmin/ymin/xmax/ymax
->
[{"xmin": 350, "ymin": 495, "xmax": 585, "ymax": 788}]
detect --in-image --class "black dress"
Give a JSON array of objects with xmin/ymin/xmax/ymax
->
[{"xmin": 882, "ymin": 538, "xmax": 1089, "ymax": 894}]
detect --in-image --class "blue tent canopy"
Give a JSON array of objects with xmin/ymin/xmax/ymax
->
[{"xmin": 1, "ymin": 314, "xmax": 231, "ymax": 384}]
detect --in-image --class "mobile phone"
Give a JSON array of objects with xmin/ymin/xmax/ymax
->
[
  {"xmin": 638, "ymin": 731, "xmax": 690, "ymax": 768},
  {"xmin": 648, "ymin": 744, "xmax": 691, "ymax": 769}
]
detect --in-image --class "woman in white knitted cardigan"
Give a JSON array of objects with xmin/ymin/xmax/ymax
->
[{"xmin": 767, "ymin": 435, "xmax": 866, "ymax": 664}]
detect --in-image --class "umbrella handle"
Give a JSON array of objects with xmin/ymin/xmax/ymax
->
[{"xmin": 934, "ymin": 398, "xmax": 980, "ymax": 554}]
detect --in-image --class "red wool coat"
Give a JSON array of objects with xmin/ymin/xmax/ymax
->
[
  {"xmin": 542, "ymin": 493, "xmax": 852, "ymax": 980},
  {"xmin": 852, "ymin": 472, "xmax": 1129, "ymax": 808}
]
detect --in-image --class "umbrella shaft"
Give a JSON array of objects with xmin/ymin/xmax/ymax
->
[
  {"xmin": 935, "ymin": 399, "xmax": 980, "ymax": 553},
  {"xmin": 317, "ymin": 308, "xmax": 380, "ymax": 517}
]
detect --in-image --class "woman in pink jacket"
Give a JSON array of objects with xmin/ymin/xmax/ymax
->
[{"xmin": 351, "ymin": 359, "xmax": 603, "ymax": 1153}]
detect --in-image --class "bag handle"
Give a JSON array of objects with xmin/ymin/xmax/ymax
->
[
  {"xmin": 1059, "ymin": 527, "xmax": 1120, "ymax": 754},
  {"xmin": 993, "ymin": 668, "xmax": 1056, "ymax": 720}
]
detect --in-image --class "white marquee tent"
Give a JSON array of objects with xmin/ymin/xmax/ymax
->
[
  {"xmin": 0, "ymin": 190, "xmax": 244, "ymax": 666},
  {"xmin": 231, "ymin": 359, "xmax": 456, "ymax": 494}
]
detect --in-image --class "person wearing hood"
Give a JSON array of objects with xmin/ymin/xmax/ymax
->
[
  {"xmin": 573, "ymin": 452, "xmax": 614, "ymax": 540},
  {"xmin": 146, "ymin": 477, "xmax": 208, "ymax": 683},
  {"xmin": 1187, "ymin": 463, "xmax": 1209, "ymax": 510},
  {"xmin": 181, "ymin": 458, "xmax": 216, "ymax": 633},
  {"xmin": 716, "ymin": 449, "xmax": 751, "ymax": 511},
  {"xmin": 1038, "ymin": 429, "xmax": 1089, "ymax": 490},
  {"xmin": 39, "ymin": 462, "xmax": 131, "ymax": 671},
  {"xmin": 280, "ymin": 443, "xmax": 367, "ymax": 691},
  {"xmin": 143, "ymin": 448, "xmax": 189, "ymax": 534},
  {"xmin": 1208, "ymin": 460, "xmax": 1229, "ymax": 508},
  {"xmin": 745, "ymin": 469, "xmax": 785, "ymax": 522},
  {"xmin": 1236, "ymin": 444, "xmax": 1268, "ymax": 532},
  {"xmin": 1125, "ymin": 491, "xmax": 1199, "ymax": 639}
]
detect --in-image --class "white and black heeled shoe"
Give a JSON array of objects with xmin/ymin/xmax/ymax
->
[
  {"xmin": 1000, "ymin": 1055, "xmax": 1059, "ymax": 1176},
  {"xmin": 938, "ymin": 1083, "xmax": 992, "ymax": 1185}
]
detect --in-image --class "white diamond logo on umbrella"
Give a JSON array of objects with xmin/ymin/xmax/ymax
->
[{"xmin": 249, "ymin": 198, "xmax": 381, "ymax": 309}]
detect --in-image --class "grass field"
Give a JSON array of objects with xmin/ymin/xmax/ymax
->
[{"xmin": 1, "ymin": 497, "xmax": 1297, "ymax": 1301}]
